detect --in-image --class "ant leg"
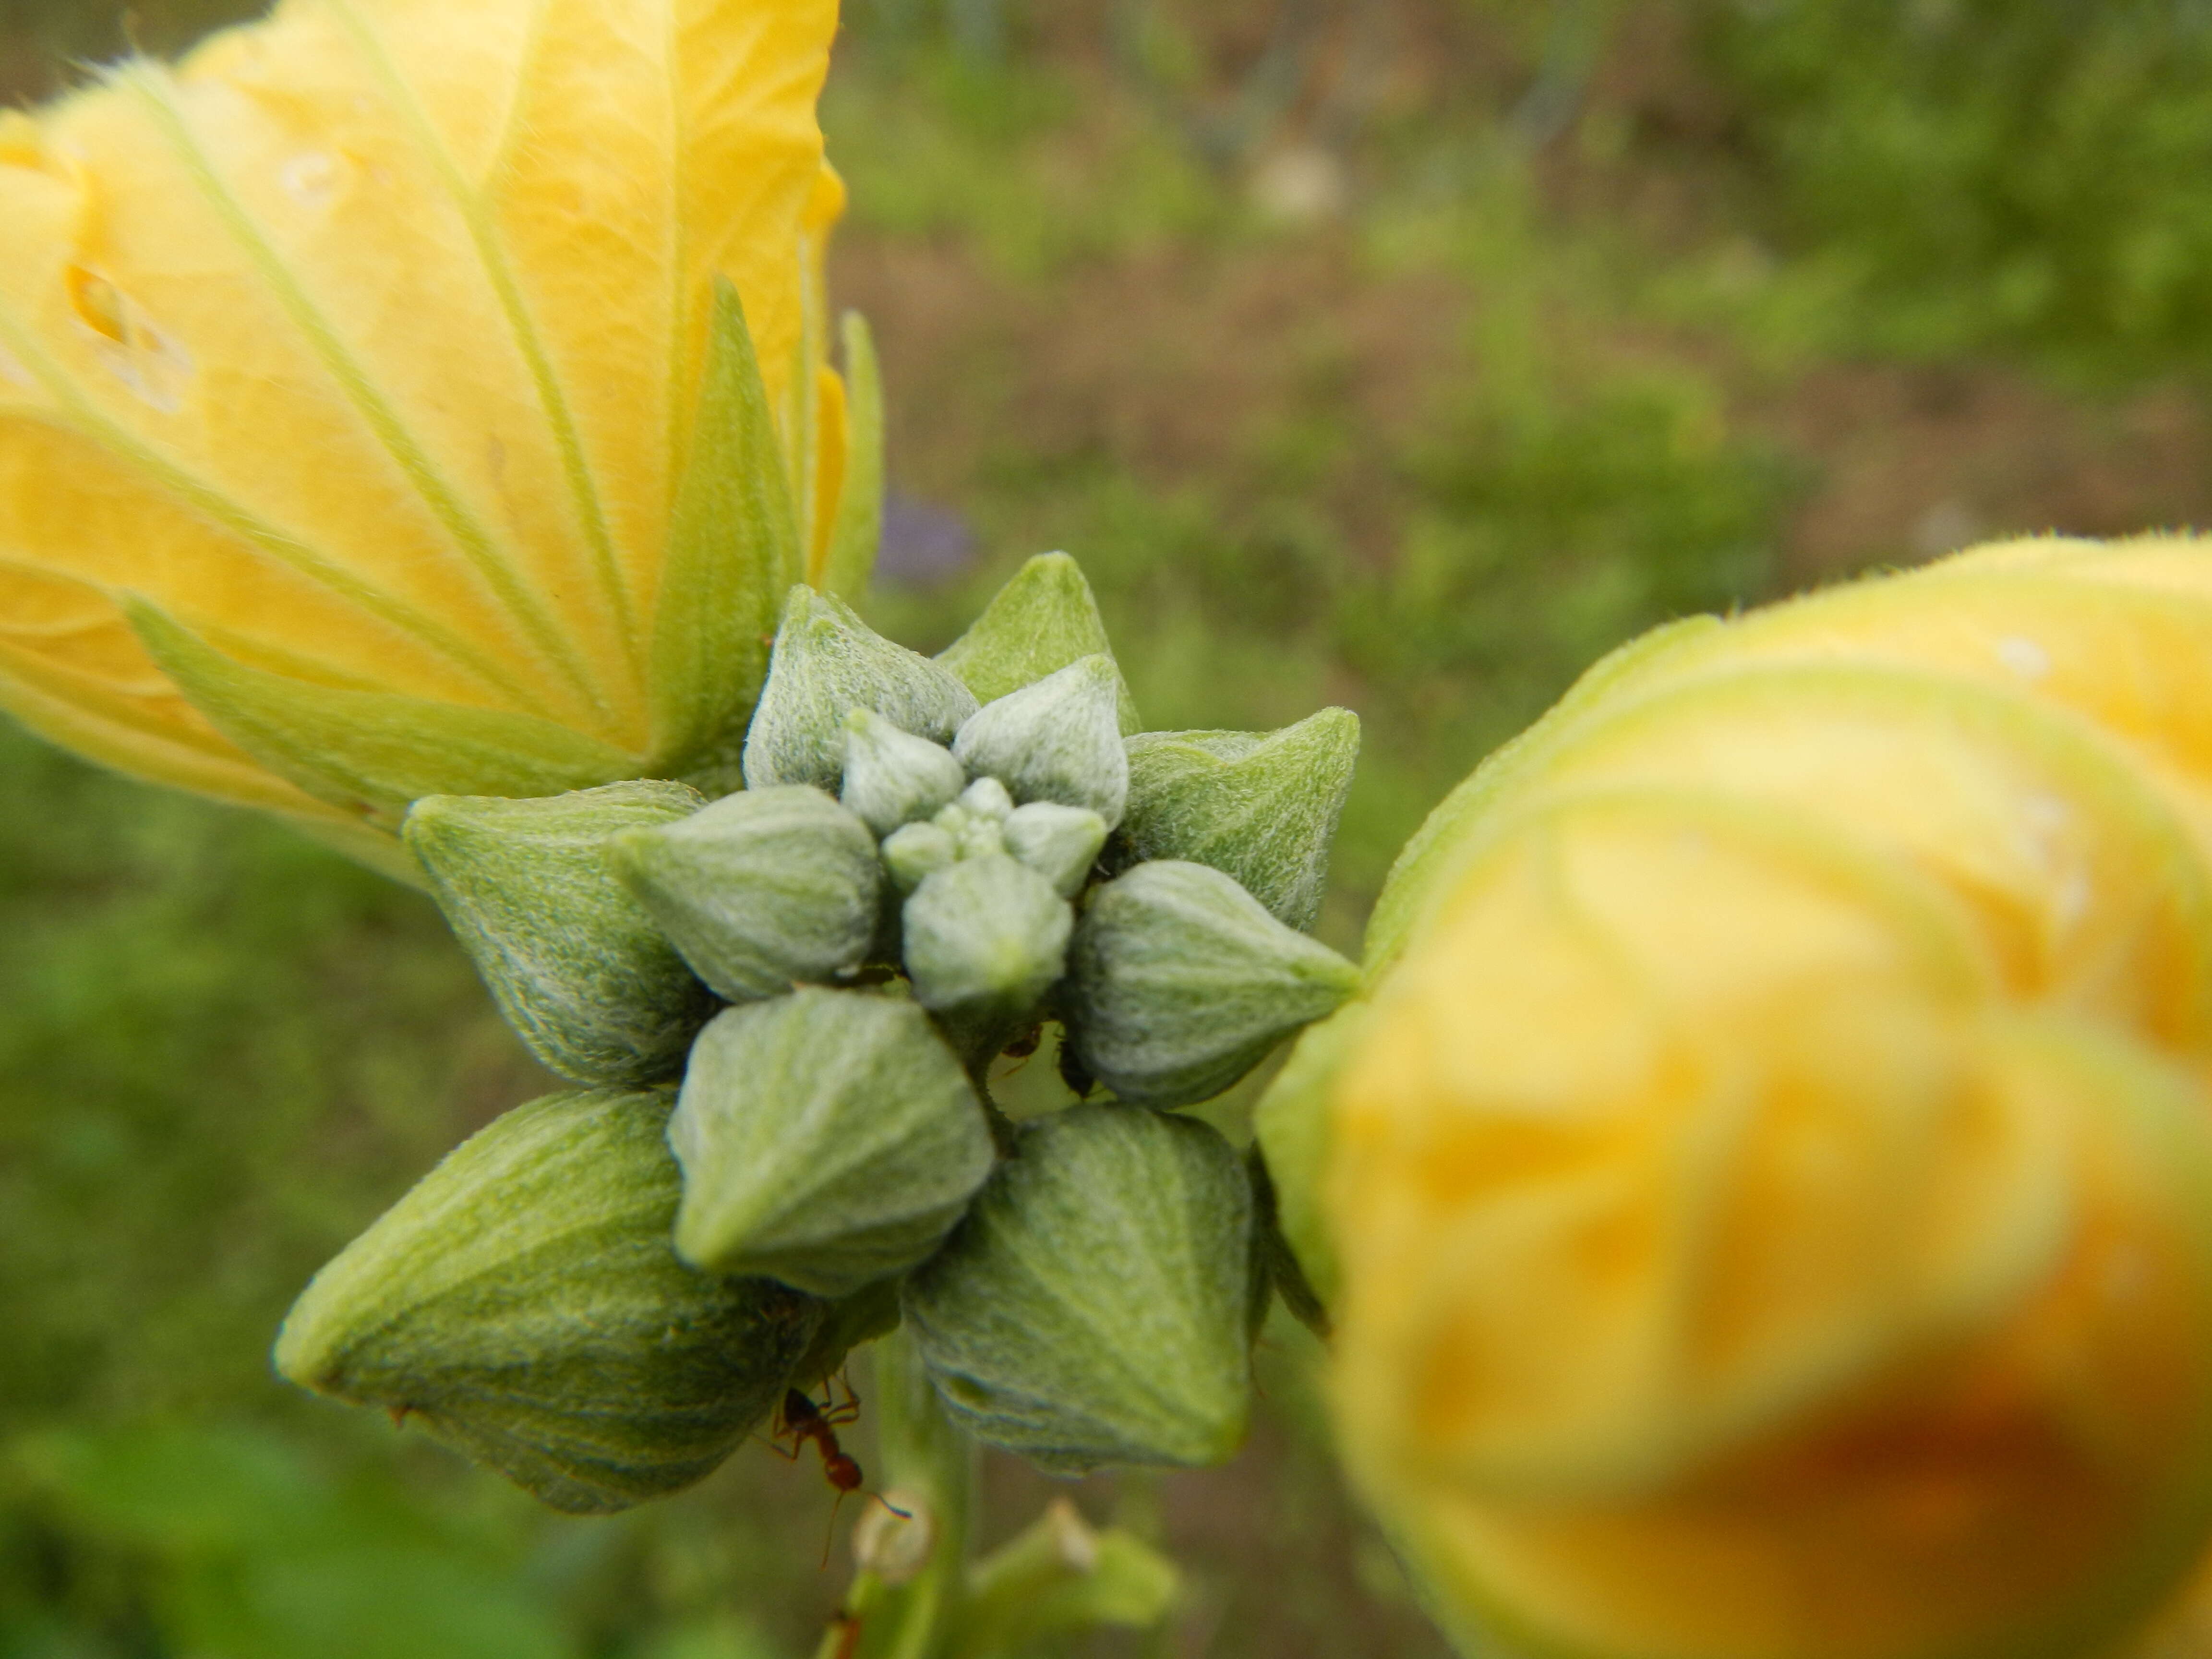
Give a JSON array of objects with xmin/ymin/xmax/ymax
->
[{"xmin": 819, "ymin": 1370, "xmax": 862, "ymax": 1428}]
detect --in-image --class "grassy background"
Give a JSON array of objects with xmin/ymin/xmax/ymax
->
[{"xmin": 9, "ymin": 2, "xmax": 2212, "ymax": 1654}]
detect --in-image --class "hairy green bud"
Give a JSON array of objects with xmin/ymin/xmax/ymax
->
[
  {"xmin": 1068, "ymin": 861, "xmax": 1359, "ymax": 1107},
  {"xmin": 937, "ymin": 552, "xmax": 1141, "ymax": 735},
  {"xmin": 884, "ymin": 820, "xmax": 959, "ymax": 894},
  {"xmin": 403, "ymin": 783, "xmax": 714, "ymax": 1085},
  {"xmin": 1003, "ymin": 802, "xmax": 1109, "ymax": 898},
  {"xmin": 903, "ymin": 855, "xmax": 1072, "ymax": 1055},
  {"xmin": 953, "ymin": 656, "xmax": 1129, "ymax": 829},
  {"xmin": 274, "ymin": 1089, "xmax": 821, "ymax": 1514},
  {"xmin": 902, "ymin": 1105, "xmax": 1255, "ymax": 1473},
  {"xmin": 607, "ymin": 786, "xmax": 881, "ymax": 1002},
  {"xmin": 744, "ymin": 587, "xmax": 979, "ymax": 792},
  {"xmin": 1121, "ymin": 708, "xmax": 1360, "ymax": 930},
  {"xmin": 957, "ymin": 775, "xmax": 1015, "ymax": 821},
  {"xmin": 841, "ymin": 709, "xmax": 968, "ymax": 837},
  {"xmin": 670, "ymin": 991, "xmax": 997, "ymax": 1298}
]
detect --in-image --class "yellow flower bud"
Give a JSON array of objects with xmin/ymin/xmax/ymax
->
[
  {"xmin": 0, "ymin": 0, "xmax": 877, "ymax": 870},
  {"xmin": 1321, "ymin": 535, "xmax": 2212, "ymax": 1659}
]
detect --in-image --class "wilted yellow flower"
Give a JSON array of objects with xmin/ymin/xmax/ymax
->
[
  {"xmin": 1284, "ymin": 536, "xmax": 2212, "ymax": 1659},
  {"xmin": 0, "ymin": 0, "xmax": 880, "ymax": 874}
]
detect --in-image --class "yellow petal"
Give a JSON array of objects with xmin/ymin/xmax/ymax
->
[{"xmin": 0, "ymin": 0, "xmax": 839, "ymax": 818}]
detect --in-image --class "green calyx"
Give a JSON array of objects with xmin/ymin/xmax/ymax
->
[
  {"xmin": 669, "ymin": 991, "xmax": 997, "ymax": 1298},
  {"xmin": 1066, "ymin": 860, "xmax": 1361, "ymax": 1108},
  {"xmin": 403, "ymin": 782, "xmax": 715, "ymax": 1085},
  {"xmin": 274, "ymin": 1089, "xmax": 822, "ymax": 1514},
  {"xmin": 301, "ymin": 551, "xmax": 1366, "ymax": 1510},
  {"xmin": 902, "ymin": 1104, "xmax": 1258, "ymax": 1473},
  {"xmin": 606, "ymin": 785, "xmax": 883, "ymax": 1002}
]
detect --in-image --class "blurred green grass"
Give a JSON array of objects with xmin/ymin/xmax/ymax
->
[{"xmin": 9, "ymin": 1, "xmax": 2212, "ymax": 1654}]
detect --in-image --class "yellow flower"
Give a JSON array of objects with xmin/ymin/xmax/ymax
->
[
  {"xmin": 0, "ymin": 0, "xmax": 879, "ymax": 874},
  {"xmin": 1283, "ymin": 536, "xmax": 2212, "ymax": 1659}
]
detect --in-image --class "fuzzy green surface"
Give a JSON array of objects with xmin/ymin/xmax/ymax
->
[
  {"xmin": 936, "ymin": 552, "xmax": 1142, "ymax": 735},
  {"xmin": 607, "ymin": 785, "xmax": 882, "ymax": 1003},
  {"xmin": 1069, "ymin": 860, "xmax": 1360, "ymax": 1108},
  {"xmin": 668, "ymin": 990, "xmax": 996, "ymax": 1299},
  {"xmin": 951, "ymin": 655, "xmax": 1130, "ymax": 828},
  {"xmin": 902, "ymin": 1103, "xmax": 1255, "ymax": 1474},
  {"xmin": 274, "ymin": 1089, "xmax": 822, "ymax": 1515},
  {"xmin": 902, "ymin": 854, "xmax": 1072, "ymax": 1052},
  {"xmin": 741, "ymin": 587, "xmax": 978, "ymax": 792},
  {"xmin": 1121, "ymin": 709, "xmax": 1361, "ymax": 933},
  {"xmin": 839, "ymin": 708, "xmax": 968, "ymax": 836},
  {"xmin": 404, "ymin": 783, "xmax": 714, "ymax": 1086}
]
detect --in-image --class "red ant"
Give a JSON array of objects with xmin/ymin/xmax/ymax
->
[{"xmin": 770, "ymin": 1375, "xmax": 910, "ymax": 1565}]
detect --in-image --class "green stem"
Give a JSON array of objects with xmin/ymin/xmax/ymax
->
[{"xmin": 821, "ymin": 1327, "xmax": 975, "ymax": 1659}]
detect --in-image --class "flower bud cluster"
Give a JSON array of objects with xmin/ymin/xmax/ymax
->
[{"xmin": 279, "ymin": 553, "xmax": 1362, "ymax": 1504}]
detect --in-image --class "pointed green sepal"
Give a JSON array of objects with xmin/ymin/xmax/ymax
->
[
  {"xmin": 938, "ymin": 553, "xmax": 1141, "ymax": 734},
  {"xmin": 742, "ymin": 588, "xmax": 978, "ymax": 792},
  {"xmin": 1003, "ymin": 801, "xmax": 1109, "ymax": 898},
  {"xmin": 126, "ymin": 598, "xmax": 637, "ymax": 824},
  {"xmin": 670, "ymin": 990, "xmax": 998, "ymax": 1298},
  {"xmin": 903, "ymin": 854, "xmax": 1072, "ymax": 1057},
  {"xmin": 606, "ymin": 785, "xmax": 882, "ymax": 1002},
  {"xmin": 1120, "ymin": 708, "xmax": 1360, "ymax": 930},
  {"xmin": 649, "ymin": 278, "xmax": 804, "ymax": 787},
  {"xmin": 1067, "ymin": 860, "xmax": 1359, "ymax": 1107},
  {"xmin": 404, "ymin": 783, "xmax": 714, "ymax": 1084},
  {"xmin": 902, "ymin": 1104, "xmax": 1255, "ymax": 1473},
  {"xmin": 952, "ymin": 656, "xmax": 1129, "ymax": 829},
  {"xmin": 273, "ymin": 1088, "xmax": 822, "ymax": 1514},
  {"xmin": 842, "ymin": 709, "xmax": 967, "ymax": 836},
  {"xmin": 821, "ymin": 311, "xmax": 886, "ymax": 603}
]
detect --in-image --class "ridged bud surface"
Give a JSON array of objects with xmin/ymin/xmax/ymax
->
[
  {"xmin": 903, "ymin": 855, "xmax": 1072, "ymax": 1053},
  {"xmin": 902, "ymin": 1104, "xmax": 1254, "ymax": 1473},
  {"xmin": 952, "ymin": 657, "xmax": 1129, "ymax": 830},
  {"xmin": 274, "ymin": 1089, "xmax": 821, "ymax": 1515},
  {"xmin": 1121, "ymin": 708, "xmax": 1359, "ymax": 930},
  {"xmin": 670, "ymin": 990, "xmax": 997, "ymax": 1298},
  {"xmin": 1068, "ymin": 860, "xmax": 1359, "ymax": 1106},
  {"xmin": 841, "ymin": 709, "xmax": 968, "ymax": 837},
  {"xmin": 1003, "ymin": 802, "xmax": 1109, "ymax": 897},
  {"xmin": 607, "ymin": 785, "xmax": 881, "ymax": 1002},
  {"xmin": 404, "ymin": 782, "xmax": 713, "ymax": 1084},
  {"xmin": 743, "ymin": 587, "xmax": 978, "ymax": 792},
  {"xmin": 937, "ymin": 552, "xmax": 1141, "ymax": 734}
]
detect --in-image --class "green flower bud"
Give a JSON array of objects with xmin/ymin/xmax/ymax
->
[
  {"xmin": 274, "ymin": 1088, "xmax": 821, "ymax": 1515},
  {"xmin": 1067, "ymin": 861, "xmax": 1360, "ymax": 1107},
  {"xmin": 743, "ymin": 587, "xmax": 979, "ymax": 792},
  {"xmin": 958, "ymin": 775, "xmax": 1015, "ymax": 821},
  {"xmin": 903, "ymin": 855, "xmax": 1072, "ymax": 1056},
  {"xmin": 607, "ymin": 786, "xmax": 882, "ymax": 1003},
  {"xmin": 841, "ymin": 709, "xmax": 968, "ymax": 837},
  {"xmin": 952, "ymin": 656, "xmax": 1129, "ymax": 829},
  {"xmin": 1004, "ymin": 801, "xmax": 1109, "ymax": 898},
  {"xmin": 902, "ymin": 1104, "xmax": 1254, "ymax": 1473},
  {"xmin": 669, "ymin": 990, "xmax": 998, "ymax": 1298},
  {"xmin": 884, "ymin": 820, "xmax": 959, "ymax": 894},
  {"xmin": 403, "ymin": 783, "xmax": 714, "ymax": 1085},
  {"xmin": 936, "ymin": 800, "xmax": 1008, "ymax": 861},
  {"xmin": 1121, "ymin": 708, "xmax": 1360, "ymax": 931},
  {"xmin": 937, "ymin": 551, "xmax": 1141, "ymax": 735}
]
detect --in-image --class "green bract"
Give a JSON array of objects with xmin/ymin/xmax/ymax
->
[
  {"xmin": 669, "ymin": 991, "xmax": 997, "ymax": 1298},
  {"xmin": 606, "ymin": 785, "xmax": 881, "ymax": 1002},
  {"xmin": 743, "ymin": 587, "xmax": 979, "ymax": 792},
  {"xmin": 1121, "ymin": 708, "xmax": 1360, "ymax": 931},
  {"xmin": 952, "ymin": 655, "xmax": 1129, "ymax": 829},
  {"xmin": 1067, "ymin": 860, "xmax": 1361, "ymax": 1107},
  {"xmin": 404, "ymin": 782, "xmax": 714, "ymax": 1084},
  {"xmin": 274, "ymin": 1089, "xmax": 821, "ymax": 1515},
  {"xmin": 842, "ymin": 708, "xmax": 969, "ymax": 836},
  {"xmin": 902, "ymin": 1105, "xmax": 1256, "ymax": 1473},
  {"xmin": 904, "ymin": 854, "xmax": 1072, "ymax": 1058},
  {"xmin": 937, "ymin": 551, "xmax": 1141, "ymax": 734}
]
